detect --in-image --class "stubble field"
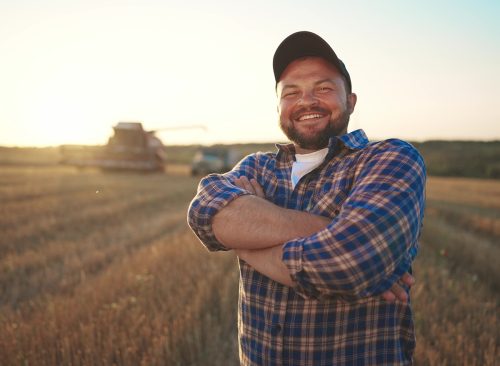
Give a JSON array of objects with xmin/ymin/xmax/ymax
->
[{"xmin": 0, "ymin": 165, "xmax": 498, "ymax": 365}]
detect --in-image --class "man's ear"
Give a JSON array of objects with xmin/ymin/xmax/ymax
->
[{"xmin": 347, "ymin": 93, "xmax": 357, "ymax": 114}]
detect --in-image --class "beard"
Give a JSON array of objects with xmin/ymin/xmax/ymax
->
[{"xmin": 279, "ymin": 107, "xmax": 351, "ymax": 150}]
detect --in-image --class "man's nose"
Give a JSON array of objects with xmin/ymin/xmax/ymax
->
[{"xmin": 297, "ymin": 91, "xmax": 318, "ymax": 107}]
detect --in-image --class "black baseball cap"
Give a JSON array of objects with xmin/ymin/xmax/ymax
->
[{"xmin": 273, "ymin": 31, "xmax": 352, "ymax": 93}]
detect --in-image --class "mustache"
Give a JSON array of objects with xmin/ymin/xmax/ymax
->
[{"xmin": 290, "ymin": 107, "xmax": 330, "ymax": 120}]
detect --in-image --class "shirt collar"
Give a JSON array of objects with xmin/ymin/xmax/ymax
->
[
  {"xmin": 276, "ymin": 129, "xmax": 369, "ymax": 161},
  {"xmin": 331, "ymin": 129, "xmax": 369, "ymax": 151}
]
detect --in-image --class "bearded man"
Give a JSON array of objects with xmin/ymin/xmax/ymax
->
[{"xmin": 188, "ymin": 31, "xmax": 426, "ymax": 365}]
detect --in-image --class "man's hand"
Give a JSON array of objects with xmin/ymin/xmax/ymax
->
[
  {"xmin": 381, "ymin": 273, "xmax": 415, "ymax": 303},
  {"xmin": 233, "ymin": 175, "xmax": 415, "ymax": 303},
  {"xmin": 234, "ymin": 176, "xmax": 265, "ymax": 198}
]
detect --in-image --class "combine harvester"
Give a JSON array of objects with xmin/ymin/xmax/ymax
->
[{"xmin": 60, "ymin": 122, "xmax": 205, "ymax": 172}]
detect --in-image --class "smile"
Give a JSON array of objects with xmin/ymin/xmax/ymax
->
[{"xmin": 297, "ymin": 113, "xmax": 326, "ymax": 121}]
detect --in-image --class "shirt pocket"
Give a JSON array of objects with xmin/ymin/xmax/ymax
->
[{"xmin": 310, "ymin": 188, "xmax": 349, "ymax": 218}]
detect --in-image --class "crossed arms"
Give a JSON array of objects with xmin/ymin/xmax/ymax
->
[
  {"xmin": 213, "ymin": 177, "xmax": 329, "ymax": 287},
  {"xmin": 213, "ymin": 176, "xmax": 413, "ymax": 302},
  {"xmin": 188, "ymin": 142, "xmax": 426, "ymax": 302}
]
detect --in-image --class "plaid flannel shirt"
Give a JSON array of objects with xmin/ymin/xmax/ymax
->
[{"xmin": 187, "ymin": 129, "xmax": 426, "ymax": 365}]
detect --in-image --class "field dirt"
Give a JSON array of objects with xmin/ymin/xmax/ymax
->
[{"xmin": 0, "ymin": 166, "xmax": 498, "ymax": 365}]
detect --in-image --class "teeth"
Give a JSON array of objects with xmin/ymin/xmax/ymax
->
[{"xmin": 298, "ymin": 113, "xmax": 323, "ymax": 121}]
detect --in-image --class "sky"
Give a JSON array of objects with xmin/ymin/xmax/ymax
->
[{"xmin": 0, "ymin": 0, "xmax": 499, "ymax": 147}]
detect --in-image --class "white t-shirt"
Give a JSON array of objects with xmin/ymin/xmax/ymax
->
[{"xmin": 291, "ymin": 148, "xmax": 329, "ymax": 189}]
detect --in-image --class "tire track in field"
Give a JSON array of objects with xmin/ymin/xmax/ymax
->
[
  {"xmin": 0, "ymin": 169, "xmax": 195, "ymax": 230},
  {"xmin": 0, "ymin": 180, "xmax": 194, "ymax": 256},
  {"xmin": 0, "ymin": 186, "xmax": 142, "ymax": 231},
  {"xmin": 0, "ymin": 228, "xmax": 240, "ymax": 365},
  {"xmin": 0, "ymin": 206, "xmax": 188, "ymax": 308},
  {"xmin": 420, "ymin": 215, "xmax": 500, "ymax": 292},
  {"xmin": 426, "ymin": 200, "xmax": 500, "ymax": 241},
  {"xmin": 0, "ymin": 170, "xmax": 175, "ymax": 205},
  {"xmin": 0, "ymin": 171, "xmax": 199, "ymax": 308}
]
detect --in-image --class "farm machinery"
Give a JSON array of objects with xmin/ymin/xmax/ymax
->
[
  {"xmin": 60, "ymin": 122, "xmax": 204, "ymax": 171},
  {"xmin": 190, "ymin": 147, "xmax": 242, "ymax": 175}
]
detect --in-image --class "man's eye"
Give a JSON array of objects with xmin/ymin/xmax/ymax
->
[
  {"xmin": 317, "ymin": 87, "xmax": 333, "ymax": 93},
  {"xmin": 283, "ymin": 91, "xmax": 298, "ymax": 98}
]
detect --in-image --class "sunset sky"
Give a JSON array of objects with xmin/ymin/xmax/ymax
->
[{"xmin": 1, "ymin": 0, "xmax": 499, "ymax": 146}]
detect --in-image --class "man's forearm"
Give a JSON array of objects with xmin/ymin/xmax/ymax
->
[
  {"xmin": 236, "ymin": 246, "xmax": 295, "ymax": 287},
  {"xmin": 238, "ymin": 245, "xmax": 414, "ymax": 302},
  {"xmin": 212, "ymin": 195, "xmax": 330, "ymax": 249}
]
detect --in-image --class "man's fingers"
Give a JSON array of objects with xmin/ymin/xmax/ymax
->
[
  {"xmin": 388, "ymin": 283, "xmax": 408, "ymax": 303},
  {"xmin": 235, "ymin": 177, "xmax": 255, "ymax": 194},
  {"xmin": 234, "ymin": 176, "xmax": 265, "ymax": 198},
  {"xmin": 381, "ymin": 282, "xmax": 410, "ymax": 303},
  {"xmin": 400, "ymin": 272, "xmax": 415, "ymax": 287},
  {"xmin": 234, "ymin": 177, "xmax": 243, "ymax": 188},
  {"xmin": 250, "ymin": 179, "xmax": 265, "ymax": 198},
  {"xmin": 241, "ymin": 177, "xmax": 255, "ymax": 194},
  {"xmin": 381, "ymin": 290, "xmax": 396, "ymax": 302}
]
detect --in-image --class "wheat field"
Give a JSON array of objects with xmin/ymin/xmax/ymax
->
[{"xmin": 0, "ymin": 166, "xmax": 498, "ymax": 365}]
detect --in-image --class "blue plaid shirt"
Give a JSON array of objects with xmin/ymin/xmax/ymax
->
[{"xmin": 188, "ymin": 129, "xmax": 426, "ymax": 365}]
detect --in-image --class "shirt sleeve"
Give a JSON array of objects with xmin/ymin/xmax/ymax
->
[
  {"xmin": 282, "ymin": 140, "xmax": 426, "ymax": 300},
  {"xmin": 187, "ymin": 153, "xmax": 262, "ymax": 252}
]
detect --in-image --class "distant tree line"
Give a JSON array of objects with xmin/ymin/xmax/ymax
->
[
  {"xmin": 166, "ymin": 140, "xmax": 500, "ymax": 180},
  {"xmin": 1, "ymin": 140, "xmax": 499, "ymax": 179},
  {"xmin": 411, "ymin": 140, "xmax": 500, "ymax": 179}
]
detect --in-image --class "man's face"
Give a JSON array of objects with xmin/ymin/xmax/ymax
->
[{"xmin": 277, "ymin": 57, "xmax": 357, "ymax": 153}]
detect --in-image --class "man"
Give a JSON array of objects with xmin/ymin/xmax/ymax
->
[{"xmin": 188, "ymin": 31, "xmax": 426, "ymax": 365}]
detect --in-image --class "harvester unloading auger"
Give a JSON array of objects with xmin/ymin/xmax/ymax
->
[{"xmin": 60, "ymin": 122, "xmax": 206, "ymax": 171}]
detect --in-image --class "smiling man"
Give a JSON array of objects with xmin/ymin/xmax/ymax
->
[
  {"xmin": 188, "ymin": 31, "xmax": 426, "ymax": 365},
  {"xmin": 278, "ymin": 58, "xmax": 355, "ymax": 152}
]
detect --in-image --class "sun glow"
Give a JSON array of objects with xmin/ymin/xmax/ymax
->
[{"xmin": 1, "ymin": 1, "xmax": 499, "ymax": 147}]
